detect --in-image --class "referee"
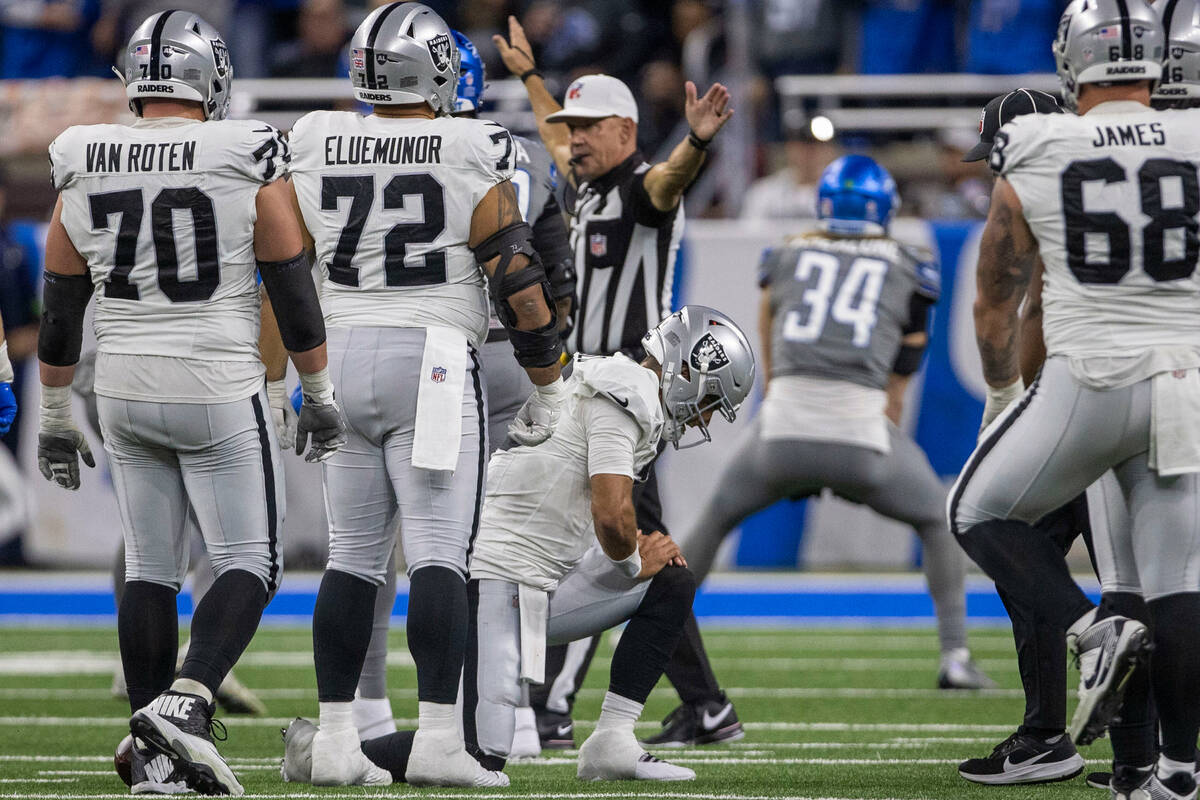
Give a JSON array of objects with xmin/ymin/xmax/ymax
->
[{"xmin": 493, "ymin": 15, "xmax": 738, "ymax": 750}]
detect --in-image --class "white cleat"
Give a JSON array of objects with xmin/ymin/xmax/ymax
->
[
  {"xmin": 509, "ymin": 706, "xmax": 542, "ymax": 759},
  {"xmin": 350, "ymin": 693, "xmax": 397, "ymax": 741},
  {"xmin": 309, "ymin": 726, "xmax": 392, "ymax": 786},
  {"xmin": 404, "ymin": 729, "xmax": 509, "ymax": 787},
  {"xmin": 577, "ymin": 728, "xmax": 696, "ymax": 782},
  {"xmin": 279, "ymin": 718, "xmax": 317, "ymax": 784},
  {"xmin": 1070, "ymin": 615, "xmax": 1151, "ymax": 745},
  {"xmin": 937, "ymin": 647, "xmax": 997, "ymax": 690}
]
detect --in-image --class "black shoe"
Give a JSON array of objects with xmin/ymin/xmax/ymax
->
[
  {"xmin": 130, "ymin": 690, "xmax": 242, "ymax": 796},
  {"xmin": 535, "ymin": 710, "xmax": 575, "ymax": 750},
  {"xmin": 1087, "ymin": 771, "xmax": 1113, "ymax": 790},
  {"xmin": 958, "ymin": 730, "xmax": 1085, "ymax": 785},
  {"xmin": 639, "ymin": 695, "xmax": 745, "ymax": 748}
]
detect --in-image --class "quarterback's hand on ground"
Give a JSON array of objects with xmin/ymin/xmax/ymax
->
[
  {"xmin": 507, "ymin": 377, "xmax": 566, "ymax": 447},
  {"xmin": 266, "ymin": 379, "xmax": 298, "ymax": 451},
  {"xmin": 492, "ymin": 15, "xmax": 536, "ymax": 77},
  {"xmin": 637, "ymin": 531, "xmax": 685, "ymax": 580},
  {"xmin": 295, "ymin": 398, "xmax": 347, "ymax": 463},
  {"xmin": 685, "ymin": 81, "xmax": 733, "ymax": 142},
  {"xmin": 38, "ymin": 428, "xmax": 94, "ymax": 490},
  {"xmin": 0, "ymin": 383, "xmax": 15, "ymax": 436}
]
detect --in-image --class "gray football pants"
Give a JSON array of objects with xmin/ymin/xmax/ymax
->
[
  {"xmin": 97, "ymin": 388, "xmax": 283, "ymax": 594},
  {"xmin": 323, "ymin": 327, "xmax": 485, "ymax": 585},
  {"xmin": 470, "ymin": 544, "xmax": 653, "ymax": 758},
  {"xmin": 951, "ymin": 357, "xmax": 1200, "ymax": 602},
  {"xmin": 684, "ymin": 416, "xmax": 967, "ymax": 652}
]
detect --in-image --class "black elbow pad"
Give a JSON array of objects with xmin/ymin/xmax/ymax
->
[
  {"xmin": 257, "ymin": 251, "xmax": 326, "ymax": 352},
  {"xmin": 474, "ymin": 222, "xmax": 563, "ymax": 367},
  {"xmin": 38, "ymin": 271, "xmax": 92, "ymax": 366}
]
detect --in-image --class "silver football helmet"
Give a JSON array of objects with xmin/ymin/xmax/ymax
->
[
  {"xmin": 1153, "ymin": 0, "xmax": 1200, "ymax": 107},
  {"xmin": 348, "ymin": 2, "xmax": 459, "ymax": 114},
  {"xmin": 1054, "ymin": 0, "xmax": 1164, "ymax": 112},
  {"xmin": 119, "ymin": 11, "xmax": 232, "ymax": 121},
  {"xmin": 642, "ymin": 306, "xmax": 756, "ymax": 449}
]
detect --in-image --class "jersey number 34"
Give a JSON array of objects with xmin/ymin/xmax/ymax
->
[{"xmin": 782, "ymin": 252, "xmax": 888, "ymax": 348}]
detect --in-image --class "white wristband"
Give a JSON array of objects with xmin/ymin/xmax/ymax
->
[
  {"xmin": 610, "ymin": 548, "xmax": 642, "ymax": 579},
  {"xmin": 981, "ymin": 379, "xmax": 1024, "ymax": 432},
  {"xmin": 40, "ymin": 384, "xmax": 75, "ymax": 432},
  {"xmin": 298, "ymin": 367, "xmax": 334, "ymax": 405},
  {"xmin": 266, "ymin": 378, "xmax": 288, "ymax": 409},
  {"xmin": 0, "ymin": 341, "xmax": 12, "ymax": 384}
]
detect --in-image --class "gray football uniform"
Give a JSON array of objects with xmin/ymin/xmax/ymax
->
[{"xmin": 679, "ymin": 232, "xmax": 969, "ymax": 654}]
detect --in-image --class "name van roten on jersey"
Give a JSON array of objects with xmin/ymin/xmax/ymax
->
[
  {"xmin": 323, "ymin": 134, "xmax": 443, "ymax": 166},
  {"xmin": 85, "ymin": 141, "xmax": 197, "ymax": 173}
]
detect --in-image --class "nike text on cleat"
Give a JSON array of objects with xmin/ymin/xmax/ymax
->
[
  {"xmin": 115, "ymin": 734, "xmax": 192, "ymax": 795},
  {"xmin": 578, "ymin": 728, "xmax": 695, "ymax": 781},
  {"xmin": 639, "ymin": 694, "xmax": 744, "ymax": 747},
  {"xmin": 130, "ymin": 691, "xmax": 243, "ymax": 796},
  {"xmin": 309, "ymin": 726, "xmax": 392, "ymax": 786},
  {"xmin": 958, "ymin": 730, "xmax": 1084, "ymax": 785},
  {"xmin": 1069, "ymin": 616, "xmax": 1152, "ymax": 746},
  {"xmin": 279, "ymin": 718, "xmax": 317, "ymax": 784},
  {"xmin": 405, "ymin": 729, "xmax": 508, "ymax": 787}
]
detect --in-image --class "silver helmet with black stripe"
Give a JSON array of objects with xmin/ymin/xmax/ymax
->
[
  {"xmin": 642, "ymin": 305, "xmax": 756, "ymax": 449},
  {"xmin": 1153, "ymin": 0, "xmax": 1200, "ymax": 108},
  {"xmin": 119, "ymin": 10, "xmax": 233, "ymax": 121},
  {"xmin": 348, "ymin": 2, "xmax": 459, "ymax": 114},
  {"xmin": 1054, "ymin": 0, "xmax": 1164, "ymax": 112}
]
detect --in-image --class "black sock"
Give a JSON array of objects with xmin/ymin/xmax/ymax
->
[
  {"xmin": 407, "ymin": 566, "xmax": 467, "ymax": 704},
  {"xmin": 998, "ymin": 583, "xmax": 1067, "ymax": 734},
  {"xmin": 361, "ymin": 731, "xmax": 415, "ymax": 783},
  {"xmin": 1103, "ymin": 592, "xmax": 1156, "ymax": 769},
  {"xmin": 1146, "ymin": 593, "xmax": 1200, "ymax": 763},
  {"xmin": 119, "ymin": 581, "xmax": 179, "ymax": 713},
  {"xmin": 178, "ymin": 569, "xmax": 267, "ymax": 695},
  {"xmin": 665, "ymin": 611, "xmax": 723, "ymax": 706},
  {"xmin": 611, "ymin": 566, "xmax": 697, "ymax": 703},
  {"xmin": 313, "ymin": 569, "xmax": 377, "ymax": 703},
  {"xmin": 957, "ymin": 520, "xmax": 1095, "ymax": 631}
]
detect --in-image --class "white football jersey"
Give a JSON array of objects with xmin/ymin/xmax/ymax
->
[
  {"xmin": 49, "ymin": 117, "xmax": 289, "ymax": 402},
  {"xmin": 469, "ymin": 354, "xmax": 663, "ymax": 590},
  {"xmin": 289, "ymin": 111, "xmax": 516, "ymax": 346},
  {"xmin": 995, "ymin": 102, "xmax": 1200, "ymax": 371}
]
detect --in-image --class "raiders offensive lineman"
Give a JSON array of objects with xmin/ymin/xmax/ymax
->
[
  {"xmin": 951, "ymin": 2, "xmax": 1200, "ymax": 797},
  {"xmin": 39, "ymin": 11, "xmax": 344, "ymax": 796},
  {"xmin": 286, "ymin": 3, "xmax": 562, "ymax": 788},
  {"xmin": 281, "ymin": 306, "xmax": 755, "ymax": 784},
  {"xmin": 347, "ymin": 29, "xmax": 576, "ymax": 746}
]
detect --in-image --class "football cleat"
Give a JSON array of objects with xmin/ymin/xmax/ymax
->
[
  {"xmin": 279, "ymin": 718, "xmax": 318, "ymax": 784},
  {"xmin": 1110, "ymin": 766, "xmax": 1197, "ymax": 800},
  {"xmin": 937, "ymin": 647, "xmax": 997, "ymax": 690},
  {"xmin": 214, "ymin": 671, "xmax": 266, "ymax": 717},
  {"xmin": 536, "ymin": 710, "xmax": 576, "ymax": 750},
  {"xmin": 309, "ymin": 726, "xmax": 392, "ymax": 786},
  {"xmin": 957, "ymin": 729, "xmax": 1084, "ymax": 785},
  {"xmin": 639, "ymin": 694, "xmax": 744, "ymax": 747},
  {"xmin": 1069, "ymin": 616, "xmax": 1152, "ymax": 745},
  {"xmin": 578, "ymin": 728, "xmax": 695, "ymax": 781},
  {"xmin": 405, "ymin": 728, "xmax": 508, "ymax": 787},
  {"xmin": 129, "ymin": 691, "xmax": 242, "ymax": 796},
  {"xmin": 115, "ymin": 734, "xmax": 192, "ymax": 795}
]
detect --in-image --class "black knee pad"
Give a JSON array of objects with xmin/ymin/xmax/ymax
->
[{"xmin": 640, "ymin": 565, "xmax": 697, "ymax": 626}]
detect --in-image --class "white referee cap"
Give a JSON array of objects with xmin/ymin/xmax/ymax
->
[{"xmin": 546, "ymin": 74, "xmax": 639, "ymax": 124}]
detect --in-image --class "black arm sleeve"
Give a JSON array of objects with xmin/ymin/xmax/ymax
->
[
  {"xmin": 38, "ymin": 271, "xmax": 92, "ymax": 367},
  {"xmin": 893, "ymin": 293, "xmax": 935, "ymax": 376},
  {"xmin": 257, "ymin": 251, "xmax": 327, "ymax": 352}
]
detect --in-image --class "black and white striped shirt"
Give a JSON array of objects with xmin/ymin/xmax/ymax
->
[{"xmin": 565, "ymin": 152, "xmax": 684, "ymax": 357}]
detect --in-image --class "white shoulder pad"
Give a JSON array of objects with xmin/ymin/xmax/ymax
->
[{"xmin": 570, "ymin": 354, "xmax": 663, "ymax": 442}]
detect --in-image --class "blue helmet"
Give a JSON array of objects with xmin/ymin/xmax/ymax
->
[
  {"xmin": 452, "ymin": 30, "xmax": 485, "ymax": 113},
  {"xmin": 817, "ymin": 155, "xmax": 899, "ymax": 235}
]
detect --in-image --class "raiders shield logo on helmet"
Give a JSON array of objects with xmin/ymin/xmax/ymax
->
[
  {"xmin": 690, "ymin": 332, "xmax": 730, "ymax": 372},
  {"xmin": 210, "ymin": 39, "xmax": 230, "ymax": 78},
  {"xmin": 427, "ymin": 33, "xmax": 453, "ymax": 73}
]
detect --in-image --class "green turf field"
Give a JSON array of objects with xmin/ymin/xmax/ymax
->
[{"xmin": 0, "ymin": 624, "xmax": 1114, "ymax": 799}]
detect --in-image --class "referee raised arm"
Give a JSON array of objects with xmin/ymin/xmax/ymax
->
[{"xmin": 494, "ymin": 16, "xmax": 732, "ymax": 359}]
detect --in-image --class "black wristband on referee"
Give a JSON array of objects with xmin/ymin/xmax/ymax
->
[
  {"xmin": 519, "ymin": 68, "xmax": 543, "ymax": 82},
  {"xmin": 687, "ymin": 129, "xmax": 711, "ymax": 151}
]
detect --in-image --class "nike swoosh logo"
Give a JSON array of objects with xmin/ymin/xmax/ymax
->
[
  {"xmin": 606, "ymin": 393, "xmax": 629, "ymax": 408},
  {"xmin": 555, "ymin": 724, "xmax": 572, "ymax": 737},
  {"xmin": 702, "ymin": 703, "xmax": 732, "ymax": 730},
  {"xmin": 1003, "ymin": 749, "xmax": 1053, "ymax": 771}
]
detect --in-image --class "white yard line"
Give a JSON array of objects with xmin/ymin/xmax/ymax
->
[{"xmin": 0, "ymin": 793, "xmax": 945, "ymax": 800}]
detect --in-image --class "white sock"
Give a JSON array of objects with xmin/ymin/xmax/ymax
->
[
  {"xmin": 319, "ymin": 701, "xmax": 354, "ymax": 734},
  {"xmin": 1067, "ymin": 608, "xmax": 1098, "ymax": 641},
  {"xmin": 417, "ymin": 701, "xmax": 457, "ymax": 734},
  {"xmin": 1158, "ymin": 755, "xmax": 1195, "ymax": 780},
  {"xmin": 170, "ymin": 678, "xmax": 213, "ymax": 704},
  {"xmin": 595, "ymin": 691, "xmax": 643, "ymax": 734}
]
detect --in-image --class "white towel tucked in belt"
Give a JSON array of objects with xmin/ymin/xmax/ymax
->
[
  {"xmin": 517, "ymin": 584, "xmax": 549, "ymax": 684},
  {"xmin": 411, "ymin": 326, "xmax": 468, "ymax": 472},
  {"xmin": 1150, "ymin": 368, "xmax": 1200, "ymax": 477}
]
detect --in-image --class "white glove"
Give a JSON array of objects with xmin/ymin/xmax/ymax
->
[
  {"xmin": 979, "ymin": 379, "xmax": 1024, "ymax": 438},
  {"xmin": 507, "ymin": 377, "xmax": 567, "ymax": 447},
  {"xmin": 266, "ymin": 379, "xmax": 298, "ymax": 451},
  {"xmin": 38, "ymin": 384, "xmax": 94, "ymax": 491}
]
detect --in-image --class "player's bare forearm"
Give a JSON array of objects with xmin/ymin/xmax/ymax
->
[
  {"xmin": 289, "ymin": 342, "xmax": 328, "ymax": 376},
  {"xmin": 591, "ymin": 473, "xmax": 638, "ymax": 560},
  {"xmin": 975, "ymin": 179, "xmax": 1036, "ymax": 388},
  {"xmin": 258, "ymin": 288, "xmax": 289, "ymax": 381},
  {"xmin": 758, "ymin": 289, "xmax": 773, "ymax": 381},
  {"xmin": 1018, "ymin": 258, "xmax": 1047, "ymax": 387}
]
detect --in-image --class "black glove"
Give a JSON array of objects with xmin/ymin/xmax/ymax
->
[
  {"xmin": 294, "ymin": 398, "xmax": 347, "ymax": 463},
  {"xmin": 38, "ymin": 429, "xmax": 95, "ymax": 490}
]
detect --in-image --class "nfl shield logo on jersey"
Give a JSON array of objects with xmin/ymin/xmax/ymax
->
[
  {"xmin": 430, "ymin": 366, "xmax": 447, "ymax": 383},
  {"xmin": 427, "ymin": 33, "xmax": 453, "ymax": 72},
  {"xmin": 590, "ymin": 234, "xmax": 607, "ymax": 257}
]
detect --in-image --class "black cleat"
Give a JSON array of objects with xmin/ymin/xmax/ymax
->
[
  {"xmin": 958, "ymin": 730, "xmax": 1084, "ymax": 785},
  {"xmin": 130, "ymin": 691, "xmax": 242, "ymax": 796},
  {"xmin": 535, "ymin": 710, "xmax": 575, "ymax": 750},
  {"xmin": 639, "ymin": 694, "xmax": 745, "ymax": 748}
]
